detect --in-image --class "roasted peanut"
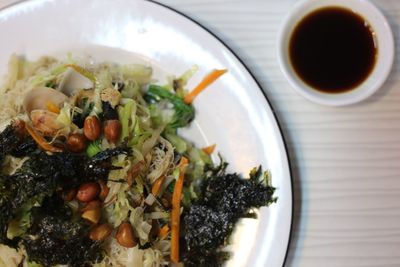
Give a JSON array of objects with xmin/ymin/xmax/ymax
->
[
  {"xmin": 66, "ymin": 133, "xmax": 87, "ymax": 152},
  {"xmin": 83, "ymin": 116, "xmax": 101, "ymax": 141},
  {"xmin": 76, "ymin": 182, "xmax": 100, "ymax": 202},
  {"xmin": 126, "ymin": 161, "xmax": 144, "ymax": 186},
  {"xmin": 82, "ymin": 208, "xmax": 101, "ymax": 224},
  {"xmin": 116, "ymin": 222, "xmax": 137, "ymax": 248},
  {"xmin": 81, "ymin": 200, "xmax": 102, "ymax": 212},
  {"xmin": 89, "ymin": 224, "xmax": 113, "ymax": 241},
  {"xmin": 103, "ymin": 120, "xmax": 121, "ymax": 143},
  {"xmin": 81, "ymin": 200, "xmax": 102, "ymax": 224},
  {"xmin": 98, "ymin": 180, "xmax": 110, "ymax": 201}
]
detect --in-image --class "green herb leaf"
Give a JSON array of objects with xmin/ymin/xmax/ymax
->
[{"xmin": 144, "ymin": 85, "xmax": 194, "ymax": 130}]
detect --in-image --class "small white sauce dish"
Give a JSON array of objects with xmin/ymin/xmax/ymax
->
[{"xmin": 277, "ymin": 0, "xmax": 394, "ymax": 106}]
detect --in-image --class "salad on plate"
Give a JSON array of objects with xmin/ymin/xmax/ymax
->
[{"xmin": 0, "ymin": 54, "xmax": 276, "ymax": 267}]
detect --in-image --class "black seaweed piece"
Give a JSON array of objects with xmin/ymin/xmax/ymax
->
[
  {"xmin": 23, "ymin": 194, "xmax": 103, "ymax": 267},
  {"xmin": 0, "ymin": 147, "xmax": 129, "ymax": 245},
  {"xmin": 0, "ymin": 179, "xmax": 17, "ymax": 245},
  {"xmin": 0, "ymin": 123, "xmax": 25, "ymax": 164},
  {"xmin": 183, "ymin": 249, "xmax": 229, "ymax": 267},
  {"xmin": 100, "ymin": 101, "xmax": 119, "ymax": 121},
  {"xmin": 84, "ymin": 146, "xmax": 131, "ymax": 179},
  {"xmin": 10, "ymin": 137, "xmax": 37, "ymax": 158},
  {"xmin": 19, "ymin": 146, "xmax": 130, "ymax": 190},
  {"xmin": 182, "ymin": 166, "xmax": 276, "ymax": 267},
  {"xmin": 0, "ymin": 153, "xmax": 70, "ymax": 243}
]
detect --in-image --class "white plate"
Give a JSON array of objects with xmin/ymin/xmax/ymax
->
[{"xmin": 0, "ymin": 0, "xmax": 293, "ymax": 266}]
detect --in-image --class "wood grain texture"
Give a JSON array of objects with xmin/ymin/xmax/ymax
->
[{"xmin": 0, "ymin": 0, "xmax": 399, "ymax": 266}]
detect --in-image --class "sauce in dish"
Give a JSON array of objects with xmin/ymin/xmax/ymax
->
[{"xmin": 289, "ymin": 7, "xmax": 377, "ymax": 93}]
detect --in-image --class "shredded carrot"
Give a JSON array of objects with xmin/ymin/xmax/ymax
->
[
  {"xmin": 202, "ymin": 143, "xmax": 216, "ymax": 155},
  {"xmin": 152, "ymin": 175, "xmax": 165, "ymax": 196},
  {"xmin": 46, "ymin": 101, "xmax": 60, "ymax": 114},
  {"xmin": 183, "ymin": 69, "xmax": 227, "ymax": 104},
  {"xmin": 25, "ymin": 124, "xmax": 63, "ymax": 153},
  {"xmin": 170, "ymin": 157, "xmax": 189, "ymax": 264},
  {"xmin": 158, "ymin": 224, "xmax": 170, "ymax": 239},
  {"xmin": 65, "ymin": 64, "xmax": 96, "ymax": 83}
]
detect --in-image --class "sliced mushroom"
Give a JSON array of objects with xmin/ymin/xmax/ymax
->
[
  {"xmin": 23, "ymin": 87, "xmax": 68, "ymax": 115},
  {"xmin": 59, "ymin": 67, "xmax": 93, "ymax": 96}
]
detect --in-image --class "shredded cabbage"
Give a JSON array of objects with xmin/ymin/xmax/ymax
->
[
  {"xmin": 118, "ymin": 99, "xmax": 136, "ymax": 141},
  {"xmin": 0, "ymin": 55, "xmax": 223, "ymax": 267},
  {"xmin": 118, "ymin": 64, "xmax": 152, "ymax": 86}
]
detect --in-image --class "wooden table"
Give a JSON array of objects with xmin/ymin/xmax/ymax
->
[{"xmin": 1, "ymin": 0, "xmax": 400, "ymax": 266}]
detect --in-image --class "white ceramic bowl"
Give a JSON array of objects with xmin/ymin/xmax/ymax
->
[{"xmin": 277, "ymin": 0, "xmax": 394, "ymax": 106}]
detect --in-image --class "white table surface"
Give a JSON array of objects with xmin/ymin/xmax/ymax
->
[{"xmin": 1, "ymin": 0, "xmax": 400, "ymax": 267}]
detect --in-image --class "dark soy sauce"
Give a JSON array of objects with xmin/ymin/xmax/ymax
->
[{"xmin": 289, "ymin": 7, "xmax": 377, "ymax": 93}]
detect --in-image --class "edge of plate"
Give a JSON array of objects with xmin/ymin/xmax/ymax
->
[
  {"xmin": 0, "ymin": 0, "xmax": 295, "ymax": 266},
  {"xmin": 145, "ymin": 1, "xmax": 294, "ymax": 266},
  {"xmin": 0, "ymin": 0, "xmax": 25, "ymax": 11}
]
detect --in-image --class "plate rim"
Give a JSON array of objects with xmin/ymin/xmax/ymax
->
[{"xmin": 0, "ymin": 0, "xmax": 295, "ymax": 266}]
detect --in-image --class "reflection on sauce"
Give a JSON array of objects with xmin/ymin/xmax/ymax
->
[{"xmin": 289, "ymin": 7, "xmax": 377, "ymax": 93}]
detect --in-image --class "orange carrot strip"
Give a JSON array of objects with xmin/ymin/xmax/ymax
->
[
  {"xmin": 46, "ymin": 101, "xmax": 60, "ymax": 114},
  {"xmin": 202, "ymin": 143, "xmax": 216, "ymax": 155},
  {"xmin": 183, "ymin": 69, "xmax": 227, "ymax": 104},
  {"xmin": 152, "ymin": 175, "xmax": 165, "ymax": 196},
  {"xmin": 158, "ymin": 224, "xmax": 170, "ymax": 239},
  {"xmin": 170, "ymin": 157, "xmax": 189, "ymax": 264},
  {"xmin": 25, "ymin": 124, "xmax": 63, "ymax": 153}
]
